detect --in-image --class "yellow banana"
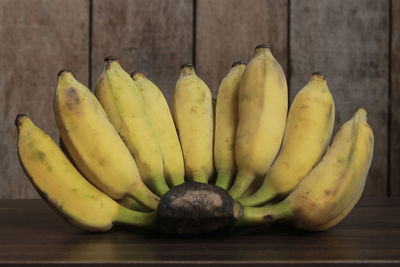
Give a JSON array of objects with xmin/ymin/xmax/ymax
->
[
  {"xmin": 173, "ymin": 64, "xmax": 214, "ymax": 183},
  {"xmin": 16, "ymin": 114, "xmax": 156, "ymax": 232},
  {"xmin": 305, "ymin": 178, "xmax": 365, "ymax": 231},
  {"xmin": 214, "ymin": 61, "xmax": 246, "ymax": 189},
  {"xmin": 94, "ymin": 57, "xmax": 169, "ymax": 196},
  {"xmin": 229, "ymin": 44, "xmax": 288, "ymax": 199},
  {"xmin": 131, "ymin": 72, "xmax": 185, "ymax": 188},
  {"xmin": 236, "ymin": 108, "xmax": 374, "ymax": 230},
  {"xmin": 54, "ymin": 70, "xmax": 159, "ymax": 210},
  {"xmin": 239, "ymin": 72, "xmax": 335, "ymax": 206},
  {"xmin": 60, "ymin": 140, "xmax": 149, "ymax": 212}
]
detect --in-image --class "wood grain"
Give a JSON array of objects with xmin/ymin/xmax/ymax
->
[
  {"xmin": 91, "ymin": 0, "xmax": 193, "ymax": 105},
  {"xmin": 290, "ymin": 0, "xmax": 390, "ymax": 197},
  {"xmin": 0, "ymin": 0, "xmax": 90, "ymax": 198},
  {"xmin": 0, "ymin": 198, "xmax": 399, "ymax": 265},
  {"xmin": 391, "ymin": 0, "xmax": 400, "ymax": 196},
  {"xmin": 195, "ymin": 0, "xmax": 288, "ymax": 96}
]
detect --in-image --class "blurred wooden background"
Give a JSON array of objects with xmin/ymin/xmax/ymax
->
[{"xmin": 0, "ymin": 0, "xmax": 398, "ymax": 199}]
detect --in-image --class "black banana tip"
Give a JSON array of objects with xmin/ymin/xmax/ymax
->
[
  {"xmin": 180, "ymin": 63, "xmax": 194, "ymax": 69},
  {"xmin": 130, "ymin": 71, "xmax": 138, "ymax": 77},
  {"xmin": 312, "ymin": 72, "xmax": 327, "ymax": 80},
  {"xmin": 15, "ymin": 114, "xmax": 27, "ymax": 128},
  {"xmin": 104, "ymin": 56, "xmax": 119, "ymax": 62},
  {"xmin": 232, "ymin": 61, "xmax": 245, "ymax": 67},
  {"xmin": 256, "ymin": 43, "xmax": 270, "ymax": 49},
  {"xmin": 57, "ymin": 69, "xmax": 70, "ymax": 77}
]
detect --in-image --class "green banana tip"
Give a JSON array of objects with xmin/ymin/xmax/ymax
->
[
  {"xmin": 355, "ymin": 107, "xmax": 368, "ymax": 122},
  {"xmin": 232, "ymin": 61, "xmax": 245, "ymax": 67}
]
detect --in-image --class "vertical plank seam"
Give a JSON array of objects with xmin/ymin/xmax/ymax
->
[
  {"xmin": 287, "ymin": 0, "xmax": 291, "ymax": 100},
  {"xmin": 388, "ymin": 0, "xmax": 392, "ymax": 197},
  {"xmin": 88, "ymin": 0, "xmax": 93, "ymax": 90},
  {"xmin": 192, "ymin": 0, "xmax": 197, "ymax": 67}
]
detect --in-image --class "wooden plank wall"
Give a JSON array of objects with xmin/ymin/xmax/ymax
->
[
  {"xmin": 290, "ymin": 0, "xmax": 389, "ymax": 197},
  {"xmin": 196, "ymin": 0, "xmax": 288, "ymax": 94},
  {"xmin": 91, "ymin": 0, "xmax": 193, "ymax": 104},
  {"xmin": 0, "ymin": 0, "xmax": 397, "ymax": 198},
  {"xmin": 391, "ymin": 0, "xmax": 400, "ymax": 196},
  {"xmin": 0, "ymin": 0, "xmax": 90, "ymax": 198}
]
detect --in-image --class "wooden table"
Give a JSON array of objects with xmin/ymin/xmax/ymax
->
[{"xmin": 0, "ymin": 198, "xmax": 399, "ymax": 266}]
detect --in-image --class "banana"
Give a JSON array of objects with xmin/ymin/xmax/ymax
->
[
  {"xmin": 228, "ymin": 44, "xmax": 288, "ymax": 199},
  {"xmin": 62, "ymin": 137, "xmax": 150, "ymax": 212},
  {"xmin": 16, "ymin": 114, "xmax": 156, "ymax": 232},
  {"xmin": 94, "ymin": 57, "xmax": 169, "ymax": 196},
  {"xmin": 131, "ymin": 72, "xmax": 185, "ymax": 188},
  {"xmin": 173, "ymin": 64, "xmax": 214, "ymax": 183},
  {"xmin": 214, "ymin": 61, "xmax": 246, "ymax": 189},
  {"xmin": 54, "ymin": 70, "xmax": 159, "ymax": 210},
  {"xmin": 239, "ymin": 72, "xmax": 335, "ymax": 206},
  {"xmin": 305, "ymin": 178, "xmax": 365, "ymax": 231},
  {"xmin": 117, "ymin": 197, "xmax": 152, "ymax": 212},
  {"xmin": 236, "ymin": 108, "xmax": 374, "ymax": 230}
]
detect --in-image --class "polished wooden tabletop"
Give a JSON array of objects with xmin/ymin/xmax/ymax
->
[{"xmin": 0, "ymin": 198, "xmax": 399, "ymax": 266}]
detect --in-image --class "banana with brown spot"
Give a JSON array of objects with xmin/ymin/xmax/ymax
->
[
  {"xmin": 173, "ymin": 64, "xmax": 214, "ymax": 183},
  {"xmin": 132, "ymin": 72, "xmax": 185, "ymax": 188},
  {"xmin": 16, "ymin": 115, "xmax": 156, "ymax": 231},
  {"xmin": 229, "ymin": 44, "xmax": 288, "ymax": 199},
  {"xmin": 54, "ymin": 70, "xmax": 159, "ymax": 210},
  {"xmin": 236, "ymin": 108, "xmax": 374, "ymax": 231},
  {"xmin": 214, "ymin": 61, "xmax": 246, "ymax": 189},
  {"xmin": 239, "ymin": 72, "xmax": 335, "ymax": 206},
  {"xmin": 95, "ymin": 57, "xmax": 170, "ymax": 197}
]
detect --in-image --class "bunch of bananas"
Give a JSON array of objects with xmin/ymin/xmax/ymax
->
[{"xmin": 16, "ymin": 44, "xmax": 374, "ymax": 234}]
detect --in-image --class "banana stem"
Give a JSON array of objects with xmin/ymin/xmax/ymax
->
[
  {"xmin": 168, "ymin": 175, "xmax": 185, "ymax": 188},
  {"xmin": 115, "ymin": 206, "xmax": 157, "ymax": 228},
  {"xmin": 117, "ymin": 196, "xmax": 153, "ymax": 212},
  {"xmin": 235, "ymin": 200, "xmax": 294, "ymax": 228},
  {"xmin": 215, "ymin": 171, "xmax": 233, "ymax": 190},
  {"xmin": 192, "ymin": 175, "xmax": 208, "ymax": 183},
  {"xmin": 228, "ymin": 170, "xmax": 255, "ymax": 199},
  {"xmin": 238, "ymin": 184, "xmax": 277, "ymax": 206},
  {"xmin": 127, "ymin": 185, "xmax": 160, "ymax": 211},
  {"xmin": 149, "ymin": 176, "xmax": 170, "ymax": 197}
]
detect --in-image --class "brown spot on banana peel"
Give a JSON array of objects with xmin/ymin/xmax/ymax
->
[
  {"xmin": 156, "ymin": 182, "xmax": 242, "ymax": 234},
  {"xmin": 327, "ymin": 104, "xmax": 334, "ymax": 120},
  {"xmin": 17, "ymin": 145, "xmax": 104, "ymax": 232},
  {"xmin": 65, "ymin": 87, "xmax": 80, "ymax": 111}
]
